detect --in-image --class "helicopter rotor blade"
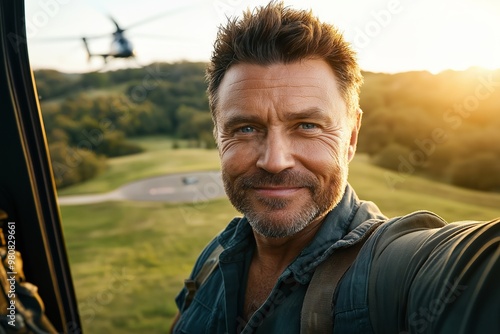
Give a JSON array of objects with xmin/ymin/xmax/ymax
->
[
  {"xmin": 108, "ymin": 15, "xmax": 125, "ymax": 33},
  {"xmin": 29, "ymin": 36, "xmax": 80, "ymax": 43},
  {"xmin": 128, "ymin": 33, "xmax": 186, "ymax": 40},
  {"xmin": 122, "ymin": 3, "xmax": 198, "ymax": 31},
  {"xmin": 30, "ymin": 32, "xmax": 111, "ymax": 43}
]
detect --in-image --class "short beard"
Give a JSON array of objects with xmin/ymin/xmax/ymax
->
[
  {"xmin": 222, "ymin": 166, "xmax": 347, "ymax": 239},
  {"xmin": 246, "ymin": 198, "xmax": 321, "ymax": 238}
]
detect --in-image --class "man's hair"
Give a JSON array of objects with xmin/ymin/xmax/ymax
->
[{"xmin": 207, "ymin": 1, "xmax": 363, "ymax": 124}]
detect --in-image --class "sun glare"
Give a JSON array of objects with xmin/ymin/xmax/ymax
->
[
  {"xmin": 430, "ymin": 5, "xmax": 500, "ymax": 72},
  {"xmin": 434, "ymin": 10, "xmax": 500, "ymax": 68},
  {"xmin": 350, "ymin": 0, "xmax": 500, "ymax": 74}
]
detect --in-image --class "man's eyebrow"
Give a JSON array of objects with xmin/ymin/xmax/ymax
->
[
  {"xmin": 220, "ymin": 108, "xmax": 331, "ymax": 129},
  {"xmin": 220, "ymin": 114, "xmax": 263, "ymax": 130},
  {"xmin": 283, "ymin": 108, "xmax": 329, "ymax": 121}
]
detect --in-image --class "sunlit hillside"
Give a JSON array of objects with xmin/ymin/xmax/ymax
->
[{"xmin": 359, "ymin": 68, "xmax": 500, "ymax": 191}]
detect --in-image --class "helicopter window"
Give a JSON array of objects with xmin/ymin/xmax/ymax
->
[{"xmin": 24, "ymin": 1, "xmax": 233, "ymax": 333}]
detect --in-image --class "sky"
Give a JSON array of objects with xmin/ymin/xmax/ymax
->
[{"xmin": 25, "ymin": 0, "xmax": 500, "ymax": 74}]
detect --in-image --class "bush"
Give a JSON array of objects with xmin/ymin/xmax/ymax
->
[
  {"xmin": 49, "ymin": 141, "xmax": 107, "ymax": 188},
  {"xmin": 93, "ymin": 131, "xmax": 144, "ymax": 157},
  {"xmin": 448, "ymin": 153, "xmax": 500, "ymax": 191},
  {"xmin": 372, "ymin": 143, "xmax": 412, "ymax": 171}
]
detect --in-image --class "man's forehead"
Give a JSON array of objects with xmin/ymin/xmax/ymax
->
[
  {"xmin": 221, "ymin": 60, "xmax": 337, "ymax": 86},
  {"xmin": 217, "ymin": 60, "xmax": 342, "ymax": 104}
]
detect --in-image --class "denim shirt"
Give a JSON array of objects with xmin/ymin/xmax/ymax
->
[
  {"xmin": 173, "ymin": 185, "xmax": 387, "ymax": 334},
  {"xmin": 174, "ymin": 185, "xmax": 500, "ymax": 333}
]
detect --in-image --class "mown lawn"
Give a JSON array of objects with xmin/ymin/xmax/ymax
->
[
  {"xmin": 58, "ymin": 138, "xmax": 500, "ymax": 333},
  {"xmin": 61, "ymin": 198, "xmax": 238, "ymax": 333}
]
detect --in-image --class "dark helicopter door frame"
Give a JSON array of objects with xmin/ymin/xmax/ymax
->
[{"xmin": 0, "ymin": 1, "xmax": 81, "ymax": 333}]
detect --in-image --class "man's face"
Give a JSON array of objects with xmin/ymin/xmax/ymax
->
[{"xmin": 215, "ymin": 59, "xmax": 360, "ymax": 238}]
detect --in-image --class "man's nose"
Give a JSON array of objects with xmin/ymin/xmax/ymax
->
[{"xmin": 256, "ymin": 129, "xmax": 295, "ymax": 174}]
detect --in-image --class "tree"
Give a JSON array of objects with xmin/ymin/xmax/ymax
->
[
  {"xmin": 93, "ymin": 131, "xmax": 143, "ymax": 157},
  {"xmin": 49, "ymin": 141, "xmax": 106, "ymax": 188},
  {"xmin": 449, "ymin": 153, "xmax": 500, "ymax": 191}
]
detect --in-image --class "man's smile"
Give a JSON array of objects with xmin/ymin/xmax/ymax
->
[{"xmin": 253, "ymin": 186, "xmax": 304, "ymax": 198}]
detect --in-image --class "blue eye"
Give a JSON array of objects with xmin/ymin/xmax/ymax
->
[
  {"xmin": 300, "ymin": 123, "xmax": 317, "ymax": 130},
  {"xmin": 239, "ymin": 126, "xmax": 255, "ymax": 133}
]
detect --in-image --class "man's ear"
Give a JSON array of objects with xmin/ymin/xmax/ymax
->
[{"xmin": 347, "ymin": 108, "xmax": 362, "ymax": 162}]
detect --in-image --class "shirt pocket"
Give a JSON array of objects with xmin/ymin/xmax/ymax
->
[
  {"xmin": 176, "ymin": 297, "xmax": 216, "ymax": 334},
  {"xmin": 176, "ymin": 282, "xmax": 227, "ymax": 334}
]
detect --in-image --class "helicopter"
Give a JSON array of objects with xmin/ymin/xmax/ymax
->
[
  {"xmin": 81, "ymin": 16, "xmax": 136, "ymax": 63},
  {"xmin": 35, "ymin": 5, "xmax": 194, "ymax": 66}
]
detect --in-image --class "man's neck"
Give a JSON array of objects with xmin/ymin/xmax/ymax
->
[
  {"xmin": 251, "ymin": 215, "xmax": 325, "ymax": 273},
  {"xmin": 242, "ymin": 215, "xmax": 326, "ymax": 321}
]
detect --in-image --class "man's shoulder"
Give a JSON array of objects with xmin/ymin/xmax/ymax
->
[
  {"xmin": 366, "ymin": 210, "xmax": 448, "ymax": 263},
  {"xmin": 372, "ymin": 211, "xmax": 500, "ymax": 250},
  {"xmin": 376, "ymin": 210, "xmax": 447, "ymax": 238}
]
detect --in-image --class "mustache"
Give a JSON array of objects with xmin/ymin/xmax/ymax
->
[{"xmin": 238, "ymin": 170, "xmax": 318, "ymax": 189}]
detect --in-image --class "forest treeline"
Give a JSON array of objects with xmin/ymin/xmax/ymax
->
[
  {"xmin": 359, "ymin": 69, "xmax": 500, "ymax": 191},
  {"xmin": 36, "ymin": 62, "xmax": 213, "ymax": 187},
  {"xmin": 35, "ymin": 62, "xmax": 500, "ymax": 191}
]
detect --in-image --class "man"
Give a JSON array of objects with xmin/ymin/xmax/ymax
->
[{"xmin": 171, "ymin": 2, "xmax": 499, "ymax": 333}]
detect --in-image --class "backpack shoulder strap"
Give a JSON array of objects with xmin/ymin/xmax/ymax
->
[
  {"xmin": 300, "ymin": 222, "xmax": 382, "ymax": 334},
  {"xmin": 183, "ymin": 244, "xmax": 224, "ymax": 310}
]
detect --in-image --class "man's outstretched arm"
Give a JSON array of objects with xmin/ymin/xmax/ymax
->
[{"xmin": 369, "ymin": 217, "xmax": 500, "ymax": 333}]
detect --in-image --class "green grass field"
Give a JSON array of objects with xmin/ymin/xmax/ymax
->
[{"xmin": 58, "ymin": 137, "xmax": 500, "ymax": 333}]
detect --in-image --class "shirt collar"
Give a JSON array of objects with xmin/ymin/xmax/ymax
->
[{"xmin": 289, "ymin": 185, "xmax": 385, "ymax": 283}]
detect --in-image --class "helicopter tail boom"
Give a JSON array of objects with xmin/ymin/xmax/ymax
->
[
  {"xmin": 81, "ymin": 37, "xmax": 92, "ymax": 62},
  {"xmin": 81, "ymin": 37, "xmax": 110, "ymax": 63}
]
